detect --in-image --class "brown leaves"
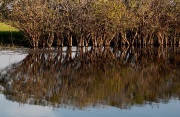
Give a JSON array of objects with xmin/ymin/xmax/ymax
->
[{"xmin": 1, "ymin": 0, "xmax": 179, "ymax": 48}]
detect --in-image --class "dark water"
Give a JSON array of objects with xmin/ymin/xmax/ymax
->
[{"xmin": 0, "ymin": 46, "xmax": 180, "ymax": 117}]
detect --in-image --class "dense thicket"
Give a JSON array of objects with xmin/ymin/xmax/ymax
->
[{"xmin": 0, "ymin": 0, "xmax": 180, "ymax": 49}]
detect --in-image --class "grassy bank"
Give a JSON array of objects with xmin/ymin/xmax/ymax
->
[
  {"xmin": 0, "ymin": 22, "xmax": 29, "ymax": 47},
  {"xmin": 0, "ymin": 22, "xmax": 19, "ymax": 31}
]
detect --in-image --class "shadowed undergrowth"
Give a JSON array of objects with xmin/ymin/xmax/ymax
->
[{"xmin": 0, "ymin": 31, "xmax": 29, "ymax": 47}]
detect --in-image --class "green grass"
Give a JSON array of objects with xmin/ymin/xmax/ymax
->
[
  {"xmin": 0, "ymin": 22, "xmax": 29, "ymax": 47},
  {"xmin": 0, "ymin": 22, "xmax": 19, "ymax": 32}
]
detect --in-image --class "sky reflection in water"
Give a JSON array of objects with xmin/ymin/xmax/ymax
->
[{"xmin": 0, "ymin": 94, "xmax": 180, "ymax": 117}]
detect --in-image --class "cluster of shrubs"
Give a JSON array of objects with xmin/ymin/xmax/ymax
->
[{"xmin": 1, "ymin": 0, "xmax": 179, "ymax": 49}]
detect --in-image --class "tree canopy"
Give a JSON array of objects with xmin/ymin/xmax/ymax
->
[{"xmin": 0, "ymin": 0, "xmax": 179, "ymax": 49}]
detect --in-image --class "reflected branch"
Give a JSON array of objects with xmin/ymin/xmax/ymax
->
[{"xmin": 0, "ymin": 46, "xmax": 180, "ymax": 109}]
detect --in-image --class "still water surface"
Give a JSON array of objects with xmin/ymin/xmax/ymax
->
[{"xmin": 0, "ymin": 47, "xmax": 180, "ymax": 117}]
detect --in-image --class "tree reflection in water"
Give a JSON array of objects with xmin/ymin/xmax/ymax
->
[{"xmin": 0, "ymin": 46, "xmax": 180, "ymax": 109}]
